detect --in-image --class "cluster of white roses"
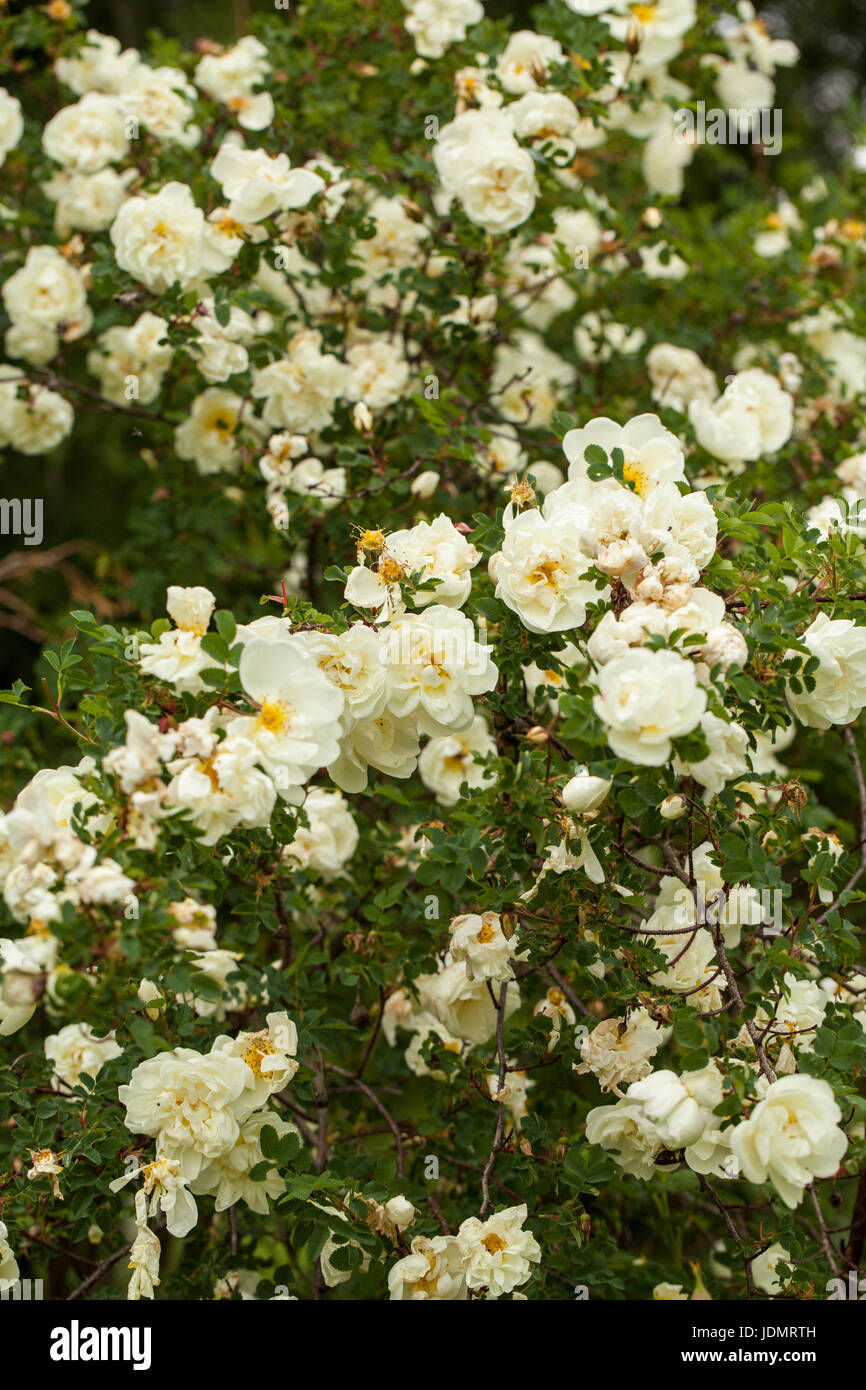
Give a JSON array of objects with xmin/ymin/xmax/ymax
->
[
  {"xmin": 424, "ymin": 0, "xmax": 797, "ymax": 239},
  {"xmin": 384, "ymin": 911, "xmax": 522, "ymax": 1076},
  {"xmin": 3, "ymin": 2, "xmax": 866, "ymax": 1301},
  {"xmin": 387, "ymin": 1202, "xmax": 540, "ymax": 1299},
  {"xmin": 108, "ymin": 1013, "xmax": 298, "ymax": 1296},
  {"xmin": 0, "ymin": 758, "xmax": 136, "ymax": 1035},
  {"xmin": 587, "ymin": 1066, "xmax": 848, "ymax": 1212},
  {"xmin": 133, "ymin": 565, "xmax": 497, "ymax": 809}
]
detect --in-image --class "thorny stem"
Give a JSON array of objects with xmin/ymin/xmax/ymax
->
[{"xmin": 479, "ymin": 981, "xmax": 510, "ymax": 1218}]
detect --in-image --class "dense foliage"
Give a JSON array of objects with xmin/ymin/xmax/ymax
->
[{"xmin": 1, "ymin": 0, "xmax": 866, "ymax": 1302}]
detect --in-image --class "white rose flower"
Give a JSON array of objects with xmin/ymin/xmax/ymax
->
[
  {"xmin": 210, "ymin": 1012, "xmax": 300, "ymax": 1108},
  {"xmin": 182, "ymin": 947, "xmax": 247, "ymax": 1020},
  {"xmin": 103, "ymin": 708, "xmax": 177, "ymax": 793},
  {"xmin": 625, "ymin": 1065, "xmax": 723, "ymax": 1149},
  {"xmin": 785, "ymin": 613, "xmax": 866, "ymax": 728},
  {"xmin": 491, "ymin": 331, "xmax": 571, "ymax": 428},
  {"xmin": 448, "ymin": 911, "xmax": 517, "ymax": 984},
  {"xmin": 509, "ymin": 91, "xmax": 583, "ymax": 159},
  {"xmin": 188, "ymin": 300, "xmax": 256, "ymax": 384},
  {"xmin": 175, "ymin": 388, "xmax": 247, "ymax": 475},
  {"xmin": 418, "ymin": 958, "xmax": 520, "ymax": 1044},
  {"xmin": 752, "ymin": 1242, "xmax": 792, "ymax": 1296},
  {"xmin": 293, "ymin": 624, "xmax": 390, "ymax": 730},
  {"xmin": 4, "ymin": 381, "xmax": 74, "ymax": 453},
  {"xmin": 195, "ymin": 37, "xmax": 274, "ymax": 131},
  {"xmin": 119, "ymin": 65, "xmax": 199, "ymax": 148},
  {"xmin": 110, "ymin": 182, "xmax": 223, "ymax": 292},
  {"xmin": 457, "ymin": 1204, "xmax": 541, "ymax": 1298},
  {"xmin": 42, "ymin": 92, "xmax": 128, "ymax": 172},
  {"xmin": 404, "ymin": 0, "xmax": 483, "ymax": 59},
  {"xmin": 645, "ymin": 914, "xmax": 723, "ymax": 1008},
  {"xmin": 585, "ymin": 1097, "xmax": 663, "ymax": 1179},
  {"xmin": 0, "ymin": 934, "xmax": 57, "ymax": 1035},
  {"xmin": 601, "ymin": 0, "xmax": 696, "ymax": 68},
  {"xmin": 689, "ymin": 368, "xmax": 793, "ymax": 466},
  {"xmin": 563, "ymin": 414, "xmax": 685, "ymax": 497},
  {"xmin": 345, "ymin": 336, "xmax": 410, "ymax": 410},
  {"xmin": 43, "ymin": 166, "xmax": 136, "ymax": 237},
  {"xmin": 476, "ymin": 425, "xmax": 526, "ymax": 478},
  {"xmin": 329, "ymin": 708, "xmax": 421, "ymax": 794},
  {"xmin": 418, "ymin": 714, "xmax": 497, "ymax": 806},
  {"xmin": 167, "ymin": 584, "xmax": 216, "ymax": 635},
  {"xmin": 388, "ymin": 1234, "xmax": 467, "ymax": 1300},
  {"xmin": 3, "ymin": 245, "xmax": 92, "ymax": 347},
  {"xmin": 380, "ymin": 606, "xmax": 497, "ymax": 736},
  {"xmin": 642, "ymin": 111, "xmax": 696, "ymax": 197},
  {"xmin": 791, "ymin": 304, "xmax": 866, "ymax": 401},
  {"xmin": 387, "ymin": 513, "xmax": 480, "ymax": 609},
  {"xmin": 496, "ymin": 31, "xmax": 565, "ymax": 92},
  {"xmin": 673, "ymin": 711, "xmax": 750, "ymax": 797},
  {"xmin": 700, "ymin": 621, "xmax": 748, "ymax": 674},
  {"xmin": 730, "ymin": 1075, "xmax": 848, "ymax": 1209},
  {"xmin": 138, "ymin": 585, "xmax": 216, "ymax": 694},
  {"xmin": 55, "ymin": 30, "xmax": 140, "ymax": 95},
  {"xmin": 755, "ymin": 972, "xmax": 828, "ymax": 1052},
  {"xmin": 165, "ymin": 737, "xmax": 277, "ymax": 844},
  {"xmin": 434, "ymin": 109, "xmax": 538, "ymax": 234},
  {"xmin": 252, "ymin": 329, "xmax": 347, "ymax": 433},
  {"xmin": 593, "ymin": 647, "xmax": 707, "ymax": 765},
  {"xmin": 646, "ymin": 343, "xmax": 718, "ymax": 414},
  {"xmin": 404, "ymin": 1011, "xmax": 464, "ymax": 1078},
  {"xmin": 282, "ymin": 787, "xmax": 358, "ymax": 877},
  {"xmin": 87, "ymin": 311, "xmax": 172, "ymax": 405},
  {"xmin": 574, "ymin": 1007, "xmax": 667, "ymax": 1094},
  {"xmin": 118, "ymin": 1047, "xmax": 255, "ymax": 1180},
  {"xmin": 211, "ymin": 139, "xmax": 324, "ymax": 223},
  {"xmin": 0, "ymin": 87, "xmax": 23, "ymax": 166},
  {"xmin": 353, "ymin": 195, "xmax": 430, "ymax": 291},
  {"xmin": 0, "ymin": 1220, "xmax": 19, "ymax": 1293},
  {"xmin": 489, "ymin": 508, "xmax": 601, "ymax": 634},
  {"xmin": 225, "ymin": 635, "xmax": 344, "ymax": 801},
  {"xmin": 191, "ymin": 1110, "xmax": 297, "ymax": 1214}
]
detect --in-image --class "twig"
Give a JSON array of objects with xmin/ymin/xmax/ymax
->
[
  {"xmin": 327, "ymin": 1064, "xmax": 405, "ymax": 1178},
  {"xmin": 66, "ymin": 1241, "xmax": 133, "ymax": 1300},
  {"xmin": 809, "ymin": 1181, "xmax": 842, "ymax": 1279},
  {"xmin": 479, "ymin": 981, "xmax": 509, "ymax": 1217}
]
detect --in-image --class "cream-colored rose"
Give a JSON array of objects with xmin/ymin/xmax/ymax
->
[
  {"xmin": 418, "ymin": 715, "xmax": 496, "ymax": 806},
  {"xmin": 434, "ymin": 109, "xmax": 538, "ymax": 235},
  {"xmin": 0, "ymin": 87, "xmax": 23, "ymax": 167},
  {"xmin": 785, "ymin": 613, "xmax": 866, "ymax": 729},
  {"xmin": 730, "ymin": 1075, "xmax": 847, "ymax": 1209},
  {"xmin": 42, "ymin": 92, "xmax": 128, "ymax": 172},
  {"xmin": 110, "ymin": 182, "xmax": 221, "ymax": 292},
  {"xmin": 593, "ymin": 647, "xmax": 706, "ymax": 766}
]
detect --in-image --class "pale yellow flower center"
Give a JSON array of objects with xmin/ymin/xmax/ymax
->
[
  {"xmin": 242, "ymin": 1038, "xmax": 279, "ymax": 1075},
  {"xmin": 257, "ymin": 700, "xmax": 291, "ymax": 735}
]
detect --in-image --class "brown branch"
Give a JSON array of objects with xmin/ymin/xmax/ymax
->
[
  {"xmin": 479, "ymin": 981, "xmax": 509, "ymax": 1217},
  {"xmin": 66, "ymin": 1241, "xmax": 133, "ymax": 1300}
]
